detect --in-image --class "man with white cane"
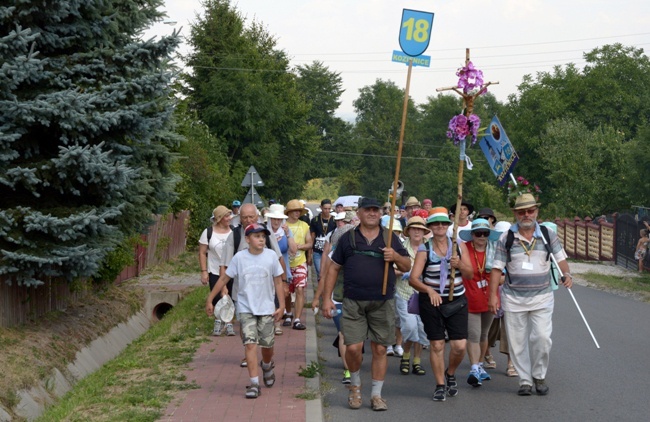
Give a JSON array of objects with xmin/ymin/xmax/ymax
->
[{"xmin": 488, "ymin": 193, "xmax": 573, "ymax": 396}]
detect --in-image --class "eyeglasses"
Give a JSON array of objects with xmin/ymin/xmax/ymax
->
[
  {"xmin": 516, "ymin": 208, "xmax": 538, "ymax": 216},
  {"xmin": 429, "ymin": 221, "xmax": 450, "ymax": 227},
  {"xmin": 473, "ymin": 231, "xmax": 490, "ymax": 237}
]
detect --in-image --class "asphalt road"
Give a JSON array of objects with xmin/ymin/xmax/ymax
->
[{"xmin": 316, "ymin": 283, "xmax": 650, "ymax": 421}]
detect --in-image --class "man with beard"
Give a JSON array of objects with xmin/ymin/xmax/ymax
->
[{"xmin": 488, "ymin": 194, "xmax": 573, "ymax": 397}]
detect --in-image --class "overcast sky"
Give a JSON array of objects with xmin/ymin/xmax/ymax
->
[{"xmin": 145, "ymin": 0, "xmax": 650, "ymax": 120}]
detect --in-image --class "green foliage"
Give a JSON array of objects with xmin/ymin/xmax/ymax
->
[
  {"xmin": 184, "ymin": 0, "xmax": 318, "ymax": 201},
  {"xmin": 170, "ymin": 101, "xmax": 236, "ymax": 244},
  {"xmin": 0, "ymin": 0, "xmax": 181, "ymax": 286},
  {"xmin": 94, "ymin": 237, "xmax": 137, "ymax": 283},
  {"xmin": 302, "ymin": 178, "xmax": 341, "ymax": 202},
  {"xmin": 297, "ymin": 360, "xmax": 324, "ymax": 378}
]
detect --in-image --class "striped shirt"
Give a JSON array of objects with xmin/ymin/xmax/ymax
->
[
  {"xmin": 492, "ymin": 223, "xmax": 567, "ymax": 312},
  {"xmin": 417, "ymin": 239, "xmax": 465, "ymax": 298}
]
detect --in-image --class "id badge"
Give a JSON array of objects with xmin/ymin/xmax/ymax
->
[{"xmin": 522, "ymin": 261, "xmax": 534, "ymax": 271}]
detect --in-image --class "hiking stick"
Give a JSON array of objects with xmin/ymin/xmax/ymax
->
[
  {"xmin": 383, "ymin": 59, "xmax": 412, "ymax": 295},
  {"xmin": 540, "ymin": 230, "xmax": 601, "ymax": 349}
]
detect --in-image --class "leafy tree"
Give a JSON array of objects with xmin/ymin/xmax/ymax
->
[
  {"xmin": 295, "ymin": 61, "xmax": 352, "ymax": 179},
  {"xmin": 352, "ymin": 79, "xmax": 420, "ymax": 200},
  {"xmin": 536, "ymin": 118, "xmax": 630, "ymax": 216},
  {"xmin": 184, "ymin": 0, "xmax": 318, "ymax": 201},
  {"xmin": 0, "ymin": 0, "xmax": 180, "ymax": 286},
  {"xmin": 170, "ymin": 101, "xmax": 237, "ymax": 244}
]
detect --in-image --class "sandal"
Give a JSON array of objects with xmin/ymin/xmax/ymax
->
[
  {"xmin": 261, "ymin": 360, "xmax": 276, "ymax": 387},
  {"xmin": 412, "ymin": 363, "xmax": 426, "ymax": 376},
  {"xmin": 282, "ymin": 314, "xmax": 293, "ymax": 327},
  {"xmin": 348, "ymin": 385, "xmax": 362, "ymax": 409},
  {"xmin": 484, "ymin": 354, "xmax": 497, "ymax": 369},
  {"xmin": 399, "ymin": 358, "xmax": 410, "ymax": 375},
  {"xmin": 275, "ymin": 326, "xmax": 283, "ymax": 335},
  {"xmin": 246, "ymin": 383, "xmax": 261, "ymax": 399},
  {"xmin": 240, "ymin": 358, "xmax": 248, "ymax": 368},
  {"xmin": 506, "ymin": 364, "xmax": 519, "ymax": 377},
  {"xmin": 292, "ymin": 321, "xmax": 306, "ymax": 330}
]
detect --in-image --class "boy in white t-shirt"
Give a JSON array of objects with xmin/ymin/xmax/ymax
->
[{"xmin": 206, "ymin": 223, "xmax": 285, "ymax": 399}]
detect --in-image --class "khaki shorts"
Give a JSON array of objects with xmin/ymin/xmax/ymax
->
[
  {"xmin": 239, "ymin": 313, "xmax": 275, "ymax": 348},
  {"xmin": 341, "ymin": 298, "xmax": 396, "ymax": 346}
]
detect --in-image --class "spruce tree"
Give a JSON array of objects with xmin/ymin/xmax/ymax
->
[{"xmin": 0, "ymin": 0, "xmax": 181, "ymax": 286}]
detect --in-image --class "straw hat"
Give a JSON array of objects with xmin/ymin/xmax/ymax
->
[
  {"xmin": 265, "ymin": 203, "xmax": 288, "ymax": 220},
  {"xmin": 511, "ymin": 193, "xmax": 541, "ymax": 210},
  {"xmin": 405, "ymin": 196, "xmax": 420, "ymax": 207},
  {"xmin": 210, "ymin": 205, "xmax": 231, "ymax": 224},
  {"xmin": 286, "ymin": 199, "xmax": 308, "ymax": 216},
  {"xmin": 404, "ymin": 216, "xmax": 431, "ymax": 237},
  {"xmin": 459, "ymin": 218, "xmax": 501, "ymax": 242}
]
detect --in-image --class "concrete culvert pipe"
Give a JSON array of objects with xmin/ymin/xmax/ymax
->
[{"xmin": 153, "ymin": 302, "xmax": 174, "ymax": 321}]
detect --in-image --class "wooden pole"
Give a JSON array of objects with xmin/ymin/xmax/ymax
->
[
  {"xmin": 448, "ymin": 48, "xmax": 472, "ymax": 301},
  {"xmin": 382, "ymin": 59, "xmax": 413, "ymax": 295}
]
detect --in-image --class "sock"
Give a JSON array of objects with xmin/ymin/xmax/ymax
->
[
  {"xmin": 371, "ymin": 379, "xmax": 384, "ymax": 397},
  {"xmin": 262, "ymin": 361, "xmax": 272, "ymax": 370},
  {"xmin": 250, "ymin": 376, "xmax": 259, "ymax": 385},
  {"xmin": 402, "ymin": 352, "xmax": 411, "ymax": 360},
  {"xmin": 350, "ymin": 370, "xmax": 361, "ymax": 386},
  {"xmin": 413, "ymin": 357, "xmax": 420, "ymax": 365},
  {"xmin": 294, "ymin": 318, "xmax": 300, "ymax": 323},
  {"xmin": 471, "ymin": 364, "xmax": 480, "ymax": 372}
]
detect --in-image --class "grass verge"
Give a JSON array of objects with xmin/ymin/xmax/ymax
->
[
  {"xmin": 579, "ymin": 271, "xmax": 650, "ymax": 302},
  {"xmin": 36, "ymin": 286, "xmax": 211, "ymax": 422}
]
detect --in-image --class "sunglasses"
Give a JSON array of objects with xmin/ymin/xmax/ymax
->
[
  {"xmin": 429, "ymin": 221, "xmax": 450, "ymax": 227},
  {"xmin": 515, "ymin": 207, "xmax": 538, "ymax": 216},
  {"xmin": 473, "ymin": 231, "xmax": 490, "ymax": 237}
]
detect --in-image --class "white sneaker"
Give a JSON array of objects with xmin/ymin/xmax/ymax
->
[
  {"xmin": 386, "ymin": 345, "xmax": 394, "ymax": 356},
  {"xmin": 213, "ymin": 319, "xmax": 223, "ymax": 336},
  {"xmin": 393, "ymin": 345, "xmax": 404, "ymax": 357},
  {"xmin": 225, "ymin": 323, "xmax": 236, "ymax": 336}
]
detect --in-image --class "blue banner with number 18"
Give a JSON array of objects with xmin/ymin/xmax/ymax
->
[{"xmin": 399, "ymin": 9, "xmax": 434, "ymax": 57}]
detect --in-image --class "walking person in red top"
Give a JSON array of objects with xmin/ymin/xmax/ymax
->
[{"xmin": 458, "ymin": 219, "xmax": 501, "ymax": 387}]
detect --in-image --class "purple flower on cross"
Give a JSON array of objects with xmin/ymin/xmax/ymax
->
[
  {"xmin": 447, "ymin": 113, "xmax": 481, "ymax": 145},
  {"xmin": 456, "ymin": 61, "xmax": 486, "ymax": 95}
]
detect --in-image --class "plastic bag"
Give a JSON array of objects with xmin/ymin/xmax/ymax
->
[{"xmin": 214, "ymin": 295, "xmax": 235, "ymax": 322}]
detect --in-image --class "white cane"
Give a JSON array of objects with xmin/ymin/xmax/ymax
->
[{"xmin": 540, "ymin": 234, "xmax": 600, "ymax": 349}]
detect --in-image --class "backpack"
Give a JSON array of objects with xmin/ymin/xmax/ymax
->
[
  {"xmin": 348, "ymin": 226, "xmax": 386, "ymax": 259},
  {"xmin": 205, "ymin": 226, "xmax": 213, "ymax": 257},
  {"xmin": 504, "ymin": 225, "xmax": 557, "ymax": 286}
]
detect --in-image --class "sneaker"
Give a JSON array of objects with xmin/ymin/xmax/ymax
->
[
  {"xmin": 386, "ymin": 345, "xmax": 394, "ymax": 356},
  {"xmin": 213, "ymin": 319, "xmax": 223, "ymax": 336},
  {"xmin": 518, "ymin": 384, "xmax": 533, "ymax": 396},
  {"xmin": 393, "ymin": 345, "xmax": 404, "ymax": 357},
  {"xmin": 467, "ymin": 368, "xmax": 482, "ymax": 387},
  {"xmin": 370, "ymin": 395, "xmax": 388, "ymax": 411},
  {"xmin": 225, "ymin": 323, "xmax": 236, "ymax": 336},
  {"xmin": 432, "ymin": 385, "xmax": 446, "ymax": 401},
  {"xmin": 341, "ymin": 369, "xmax": 351, "ymax": 384},
  {"xmin": 246, "ymin": 383, "xmax": 260, "ymax": 399},
  {"xmin": 478, "ymin": 363, "xmax": 491, "ymax": 381},
  {"xmin": 445, "ymin": 370, "xmax": 458, "ymax": 397},
  {"xmin": 533, "ymin": 378, "xmax": 549, "ymax": 395}
]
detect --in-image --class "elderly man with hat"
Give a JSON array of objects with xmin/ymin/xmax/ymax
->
[
  {"xmin": 404, "ymin": 196, "xmax": 421, "ymax": 218},
  {"xmin": 322, "ymin": 197, "xmax": 411, "ymax": 411},
  {"xmin": 199, "ymin": 205, "xmax": 234, "ymax": 336},
  {"xmin": 285, "ymin": 199, "xmax": 313, "ymax": 330},
  {"xmin": 488, "ymin": 193, "xmax": 573, "ymax": 397}
]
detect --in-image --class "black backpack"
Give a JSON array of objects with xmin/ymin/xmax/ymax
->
[{"xmin": 504, "ymin": 225, "xmax": 557, "ymax": 286}]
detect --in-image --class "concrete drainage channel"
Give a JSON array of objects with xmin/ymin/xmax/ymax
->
[{"xmin": 1, "ymin": 286, "xmax": 190, "ymax": 422}]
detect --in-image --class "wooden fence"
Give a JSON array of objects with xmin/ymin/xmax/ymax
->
[
  {"xmin": 555, "ymin": 216, "xmax": 616, "ymax": 261},
  {"xmin": 0, "ymin": 211, "xmax": 189, "ymax": 328}
]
